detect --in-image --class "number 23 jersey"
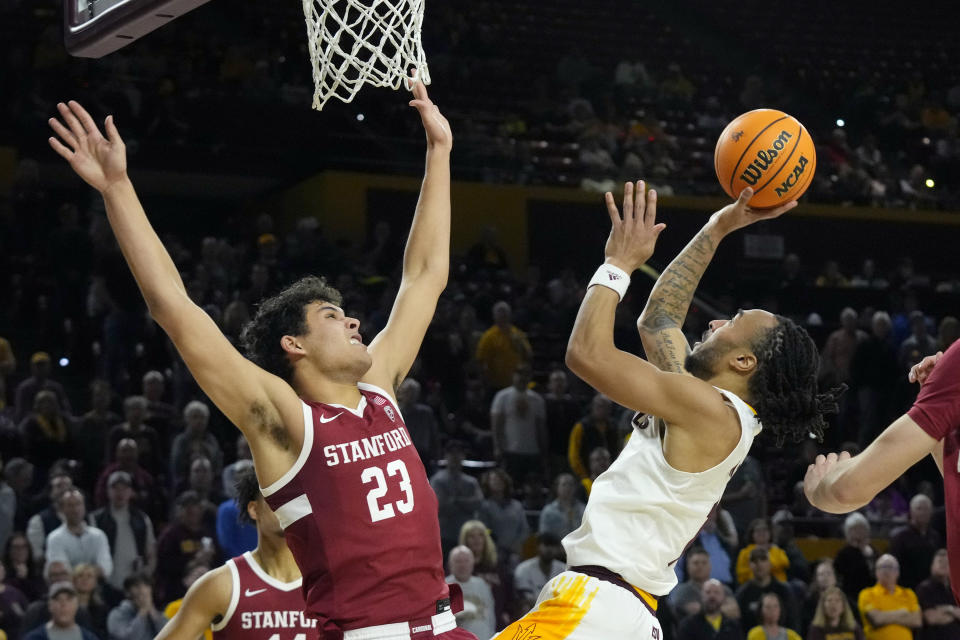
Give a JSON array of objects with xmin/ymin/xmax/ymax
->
[{"xmin": 261, "ymin": 383, "xmax": 448, "ymax": 633}]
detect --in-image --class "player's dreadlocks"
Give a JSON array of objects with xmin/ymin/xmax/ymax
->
[
  {"xmin": 240, "ymin": 276, "xmax": 343, "ymax": 382},
  {"xmin": 747, "ymin": 316, "xmax": 847, "ymax": 445}
]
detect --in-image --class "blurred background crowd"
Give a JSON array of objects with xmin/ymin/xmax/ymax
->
[{"xmin": 2, "ymin": 0, "xmax": 960, "ymax": 639}]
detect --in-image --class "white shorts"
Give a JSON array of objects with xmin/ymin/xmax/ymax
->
[{"xmin": 491, "ymin": 571, "xmax": 662, "ymax": 640}]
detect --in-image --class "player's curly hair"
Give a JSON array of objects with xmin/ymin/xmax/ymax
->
[
  {"xmin": 748, "ymin": 316, "xmax": 847, "ymax": 445},
  {"xmin": 234, "ymin": 462, "xmax": 260, "ymax": 526},
  {"xmin": 240, "ymin": 276, "xmax": 343, "ymax": 382}
]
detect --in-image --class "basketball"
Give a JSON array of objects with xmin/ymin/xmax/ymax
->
[{"xmin": 714, "ymin": 109, "xmax": 816, "ymax": 208}]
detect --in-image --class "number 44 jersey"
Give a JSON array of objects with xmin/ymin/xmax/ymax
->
[{"xmin": 261, "ymin": 383, "xmax": 450, "ymax": 634}]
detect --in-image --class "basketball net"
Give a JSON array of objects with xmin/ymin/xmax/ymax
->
[{"xmin": 303, "ymin": 0, "xmax": 431, "ymax": 111}]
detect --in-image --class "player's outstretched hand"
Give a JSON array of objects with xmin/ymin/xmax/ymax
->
[
  {"xmin": 48, "ymin": 101, "xmax": 127, "ymax": 194},
  {"xmin": 803, "ymin": 451, "xmax": 852, "ymax": 510},
  {"xmin": 909, "ymin": 351, "xmax": 943, "ymax": 385},
  {"xmin": 603, "ymin": 180, "xmax": 666, "ymax": 273},
  {"xmin": 711, "ymin": 187, "xmax": 798, "ymax": 235},
  {"xmin": 408, "ymin": 71, "xmax": 452, "ymax": 153}
]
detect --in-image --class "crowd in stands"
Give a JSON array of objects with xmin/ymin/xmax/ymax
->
[
  {"xmin": 2, "ymin": 1, "xmax": 960, "ymax": 207},
  {"xmin": 1, "ymin": 147, "xmax": 958, "ymax": 639}
]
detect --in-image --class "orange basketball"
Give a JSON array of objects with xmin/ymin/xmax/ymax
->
[{"xmin": 714, "ymin": 109, "xmax": 816, "ymax": 208}]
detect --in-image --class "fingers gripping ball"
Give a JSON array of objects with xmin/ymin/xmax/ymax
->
[{"xmin": 714, "ymin": 109, "xmax": 816, "ymax": 208}]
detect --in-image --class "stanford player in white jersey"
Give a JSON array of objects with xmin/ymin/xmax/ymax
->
[
  {"xmin": 157, "ymin": 465, "xmax": 311, "ymax": 640},
  {"xmin": 50, "ymin": 79, "xmax": 476, "ymax": 638}
]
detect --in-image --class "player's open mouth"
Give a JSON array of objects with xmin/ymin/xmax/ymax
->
[{"xmin": 350, "ymin": 334, "xmax": 363, "ymax": 345}]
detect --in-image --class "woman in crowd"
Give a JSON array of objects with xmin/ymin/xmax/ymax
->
[
  {"xmin": 807, "ymin": 586, "xmax": 865, "ymax": 640},
  {"xmin": 2, "ymin": 534, "xmax": 44, "ymax": 602},
  {"xmin": 747, "ymin": 592, "xmax": 802, "ymax": 640},
  {"xmin": 459, "ymin": 520, "xmax": 513, "ymax": 627}
]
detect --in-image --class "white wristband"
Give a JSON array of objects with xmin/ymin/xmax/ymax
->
[{"xmin": 588, "ymin": 263, "xmax": 631, "ymax": 301}]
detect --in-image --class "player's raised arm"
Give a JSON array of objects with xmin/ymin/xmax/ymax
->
[
  {"xmin": 565, "ymin": 181, "xmax": 725, "ymax": 426},
  {"xmin": 47, "ymin": 102, "xmax": 300, "ymax": 444},
  {"xmin": 637, "ymin": 187, "xmax": 797, "ymax": 373},
  {"xmin": 805, "ymin": 343, "xmax": 957, "ymax": 513},
  {"xmin": 155, "ymin": 566, "xmax": 232, "ymax": 640},
  {"xmin": 363, "ymin": 79, "xmax": 453, "ymax": 393}
]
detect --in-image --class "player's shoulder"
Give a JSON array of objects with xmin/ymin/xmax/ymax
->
[{"xmin": 188, "ymin": 562, "xmax": 236, "ymax": 604}]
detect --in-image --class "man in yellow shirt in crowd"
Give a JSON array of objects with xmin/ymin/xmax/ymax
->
[
  {"xmin": 475, "ymin": 301, "xmax": 532, "ymax": 390},
  {"xmin": 858, "ymin": 554, "xmax": 921, "ymax": 640}
]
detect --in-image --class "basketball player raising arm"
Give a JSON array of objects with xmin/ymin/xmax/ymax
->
[
  {"xmin": 495, "ymin": 182, "xmax": 841, "ymax": 639},
  {"xmin": 49, "ymin": 83, "xmax": 477, "ymax": 638}
]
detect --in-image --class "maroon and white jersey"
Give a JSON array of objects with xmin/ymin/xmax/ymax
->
[
  {"xmin": 261, "ymin": 383, "xmax": 449, "ymax": 634},
  {"xmin": 211, "ymin": 552, "xmax": 314, "ymax": 640}
]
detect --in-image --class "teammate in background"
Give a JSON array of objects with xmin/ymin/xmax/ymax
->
[
  {"xmin": 49, "ymin": 79, "xmax": 477, "ymax": 639},
  {"xmin": 805, "ymin": 346, "xmax": 960, "ymax": 605},
  {"xmin": 156, "ymin": 465, "xmax": 309, "ymax": 640},
  {"xmin": 496, "ymin": 181, "xmax": 842, "ymax": 638}
]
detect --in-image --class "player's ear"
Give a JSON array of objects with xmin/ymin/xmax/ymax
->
[
  {"xmin": 247, "ymin": 500, "xmax": 259, "ymax": 523},
  {"xmin": 280, "ymin": 335, "xmax": 305, "ymax": 356},
  {"xmin": 730, "ymin": 350, "xmax": 758, "ymax": 374}
]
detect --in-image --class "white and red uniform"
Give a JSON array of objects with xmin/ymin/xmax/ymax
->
[
  {"xmin": 211, "ymin": 551, "xmax": 314, "ymax": 640},
  {"xmin": 261, "ymin": 383, "xmax": 474, "ymax": 639}
]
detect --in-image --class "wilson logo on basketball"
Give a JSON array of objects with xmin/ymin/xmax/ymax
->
[
  {"xmin": 775, "ymin": 155, "xmax": 810, "ymax": 196},
  {"xmin": 739, "ymin": 130, "xmax": 792, "ymax": 185}
]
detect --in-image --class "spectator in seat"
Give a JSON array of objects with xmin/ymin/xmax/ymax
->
[
  {"xmin": 476, "ymin": 301, "xmax": 532, "ymax": 391},
  {"xmin": 106, "ymin": 574, "xmax": 167, "ymax": 640},
  {"xmin": 397, "ymin": 378, "xmax": 441, "ymax": 472},
  {"xmin": 21, "ymin": 581, "xmax": 98, "ymax": 640},
  {"xmin": 580, "ymin": 446, "xmax": 611, "ymax": 497},
  {"xmin": 430, "ymin": 440, "xmax": 483, "ymax": 556},
  {"xmin": 747, "ymin": 592, "xmax": 802, "ymax": 640},
  {"xmin": 857, "ymin": 554, "xmax": 921, "ymax": 640},
  {"xmin": 807, "ymin": 585, "xmax": 864, "ymax": 640},
  {"xmin": 106, "ymin": 397, "xmax": 162, "ymax": 476},
  {"xmin": 735, "ymin": 547, "xmax": 799, "ymax": 632},
  {"xmin": 25, "ymin": 470, "xmax": 74, "ymax": 562},
  {"xmin": 914, "ymin": 549, "xmax": 960, "ymax": 640},
  {"xmin": 19, "ymin": 391, "xmax": 74, "ymax": 479},
  {"xmin": 670, "ymin": 547, "xmax": 737, "ymax": 624},
  {"xmin": 71, "ymin": 563, "xmax": 108, "ymax": 639},
  {"xmin": 14, "ymin": 352, "xmax": 72, "ymax": 424},
  {"xmin": 75, "ymin": 380, "xmax": 120, "ymax": 489},
  {"xmin": 0, "ymin": 560, "xmax": 29, "ymax": 638},
  {"xmin": 835, "ymin": 512, "xmax": 878, "ymax": 608},
  {"xmin": 538, "ymin": 473, "xmax": 585, "ymax": 540},
  {"xmin": 888, "ymin": 493, "xmax": 940, "ymax": 589},
  {"xmin": 45, "ymin": 490, "xmax": 112, "ymax": 577},
  {"xmin": 567, "ymin": 393, "xmax": 619, "ymax": 482},
  {"xmin": 735, "ymin": 518, "xmax": 790, "ymax": 585},
  {"xmin": 477, "ymin": 468, "xmax": 529, "ymax": 562},
  {"xmin": 513, "ymin": 532, "xmax": 565, "ymax": 612},
  {"xmin": 490, "ymin": 364, "xmax": 547, "ymax": 481},
  {"xmin": 154, "ymin": 492, "xmax": 218, "ymax": 605},
  {"xmin": 3, "ymin": 532, "xmax": 45, "ymax": 602},
  {"xmin": 94, "ymin": 439, "xmax": 161, "ymax": 518},
  {"xmin": 445, "ymin": 546, "xmax": 495, "ymax": 640},
  {"xmin": 169, "ymin": 401, "xmax": 223, "ymax": 486},
  {"xmin": 677, "ymin": 578, "xmax": 743, "ymax": 640},
  {"xmin": 141, "ymin": 370, "xmax": 177, "ymax": 437},
  {"xmin": 803, "ymin": 559, "xmax": 839, "ymax": 632},
  {"xmin": 88, "ymin": 470, "xmax": 157, "ymax": 591}
]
